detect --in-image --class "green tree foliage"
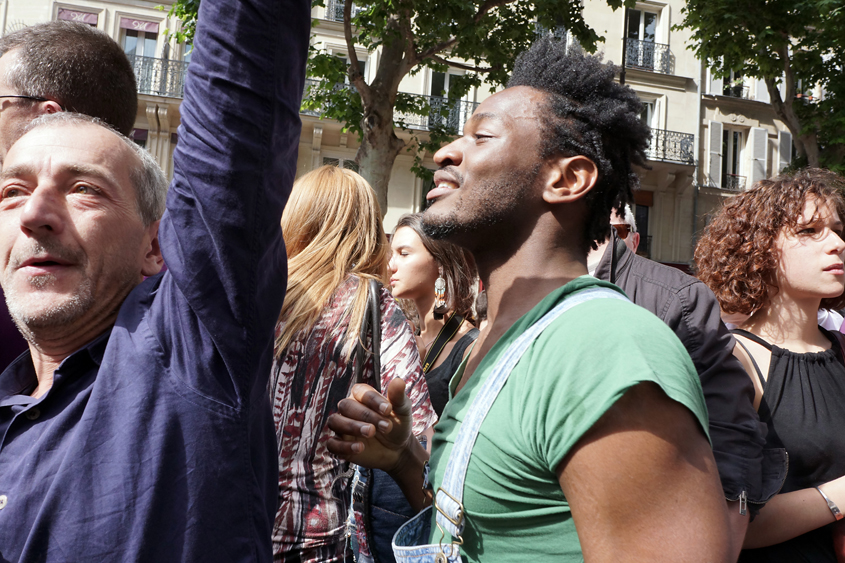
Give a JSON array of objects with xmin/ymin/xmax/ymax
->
[
  {"xmin": 678, "ymin": 0, "xmax": 845, "ymax": 173},
  {"xmin": 168, "ymin": 0, "xmax": 631, "ymax": 210}
]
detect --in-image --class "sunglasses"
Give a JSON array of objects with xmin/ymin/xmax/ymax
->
[{"xmin": 612, "ymin": 224, "xmax": 632, "ymax": 239}]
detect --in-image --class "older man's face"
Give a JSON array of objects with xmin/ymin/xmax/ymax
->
[{"xmin": 0, "ymin": 122, "xmax": 156, "ymax": 342}]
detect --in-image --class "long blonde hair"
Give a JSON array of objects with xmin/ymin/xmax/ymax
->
[{"xmin": 276, "ymin": 165, "xmax": 389, "ymax": 358}]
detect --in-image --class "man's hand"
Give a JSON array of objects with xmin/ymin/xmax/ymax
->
[{"xmin": 327, "ymin": 377, "xmax": 415, "ymax": 473}]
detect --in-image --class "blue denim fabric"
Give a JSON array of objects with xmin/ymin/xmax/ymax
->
[
  {"xmin": 0, "ymin": 0, "xmax": 309, "ymax": 560},
  {"xmin": 369, "ymin": 469, "xmax": 418, "ymax": 563}
]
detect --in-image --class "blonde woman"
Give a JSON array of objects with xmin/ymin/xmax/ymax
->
[{"xmin": 269, "ymin": 166, "xmax": 437, "ymax": 563}]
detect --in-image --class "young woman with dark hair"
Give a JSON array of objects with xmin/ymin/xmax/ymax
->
[
  {"xmin": 389, "ymin": 212, "xmax": 479, "ymax": 417},
  {"xmin": 696, "ymin": 168, "xmax": 845, "ymax": 562}
]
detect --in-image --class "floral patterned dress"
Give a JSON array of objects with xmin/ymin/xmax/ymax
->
[{"xmin": 270, "ymin": 275, "xmax": 436, "ymax": 562}]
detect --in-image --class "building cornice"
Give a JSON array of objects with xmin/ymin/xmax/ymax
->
[{"xmin": 622, "ymin": 68, "xmax": 692, "ymax": 91}]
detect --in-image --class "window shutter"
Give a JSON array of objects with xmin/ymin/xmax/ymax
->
[
  {"xmin": 708, "ymin": 120, "xmax": 723, "ymax": 187},
  {"xmin": 755, "ymin": 79, "xmax": 770, "ymax": 104},
  {"xmin": 708, "ymin": 69, "xmax": 723, "ymax": 96},
  {"xmin": 777, "ymin": 130, "xmax": 793, "ymax": 174},
  {"xmin": 748, "ymin": 127, "xmax": 768, "ymax": 185}
]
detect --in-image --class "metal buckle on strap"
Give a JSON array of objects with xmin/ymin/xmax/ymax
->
[{"xmin": 435, "ymin": 487, "xmax": 464, "ymax": 529}]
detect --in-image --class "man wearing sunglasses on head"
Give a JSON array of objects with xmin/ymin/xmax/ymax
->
[{"xmin": 588, "ymin": 204, "xmax": 786, "ymax": 561}]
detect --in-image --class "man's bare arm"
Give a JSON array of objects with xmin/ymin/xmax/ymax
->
[{"xmin": 558, "ymin": 382, "xmax": 732, "ymax": 562}]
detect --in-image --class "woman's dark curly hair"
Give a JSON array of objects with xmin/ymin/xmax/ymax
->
[
  {"xmin": 507, "ymin": 39, "xmax": 651, "ymax": 252},
  {"xmin": 695, "ymin": 168, "xmax": 845, "ymax": 315},
  {"xmin": 395, "ymin": 213, "xmax": 478, "ymax": 324}
]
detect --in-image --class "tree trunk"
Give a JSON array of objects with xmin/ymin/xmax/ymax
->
[
  {"xmin": 765, "ymin": 63, "xmax": 821, "ymax": 168},
  {"xmin": 356, "ymin": 98, "xmax": 406, "ymax": 216}
]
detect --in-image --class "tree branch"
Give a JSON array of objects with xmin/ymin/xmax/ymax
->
[
  {"xmin": 344, "ymin": 0, "xmax": 371, "ymax": 102},
  {"xmin": 416, "ymin": 0, "xmax": 518, "ymax": 60},
  {"xmin": 428, "ymin": 54, "xmax": 498, "ymax": 73},
  {"xmin": 397, "ymin": 0, "xmax": 418, "ymax": 68}
]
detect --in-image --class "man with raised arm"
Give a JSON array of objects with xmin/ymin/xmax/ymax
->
[
  {"xmin": 0, "ymin": 21, "xmax": 140, "ymax": 371},
  {"xmin": 328, "ymin": 40, "xmax": 732, "ymax": 562},
  {"xmin": 0, "ymin": 0, "xmax": 309, "ymax": 560}
]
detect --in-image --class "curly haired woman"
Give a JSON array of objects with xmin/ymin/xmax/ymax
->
[{"xmin": 696, "ymin": 168, "xmax": 845, "ymax": 563}]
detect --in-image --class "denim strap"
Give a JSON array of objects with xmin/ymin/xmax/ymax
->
[{"xmin": 434, "ymin": 287, "xmax": 628, "ymax": 538}]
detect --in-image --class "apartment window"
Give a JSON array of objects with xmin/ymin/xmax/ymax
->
[
  {"xmin": 639, "ymin": 100, "xmax": 656, "ymax": 128},
  {"xmin": 323, "ymin": 156, "xmax": 359, "ymax": 173},
  {"xmin": 722, "ymin": 128, "xmax": 745, "ymax": 190},
  {"xmin": 121, "ymin": 18, "xmax": 160, "ymax": 59},
  {"xmin": 428, "ymin": 71, "xmax": 468, "ymax": 131},
  {"xmin": 131, "ymin": 129, "xmax": 148, "ymax": 150},
  {"xmin": 723, "ymin": 70, "xmax": 747, "ymax": 98},
  {"xmin": 627, "ymin": 9, "xmax": 658, "ymax": 44},
  {"xmin": 625, "ymin": 7, "xmax": 670, "ymax": 74}
]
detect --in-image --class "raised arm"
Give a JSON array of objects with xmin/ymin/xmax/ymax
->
[
  {"xmin": 559, "ymin": 382, "xmax": 732, "ymax": 562},
  {"xmin": 155, "ymin": 0, "xmax": 310, "ymax": 405}
]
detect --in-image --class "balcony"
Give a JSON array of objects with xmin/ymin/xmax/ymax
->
[
  {"xmin": 395, "ymin": 95, "xmax": 479, "ymax": 133},
  {"xmin": 645, "ymin": 129, "xmax": 695, "ymax": 165},
  {"xmin": 723, "ymin": 83, "xmax": 751, "ymax": 99},
  {"xmin": 625, "ymin": 38, "xmax": 672, "ymax": 75},
  {"xmin": 722, "ymin": 173, "xmax": 747, "ymax": 191},
  {"xmin": 302, "ymin": 79, "xmax": 480, "ymax": 133},
  {"xmin": 130, "ymin": 55, "xmax": 190, "ymax": 99},
  {"xmin": 324, "ymin": 0, "xmax": 365, "ymax": 22}
]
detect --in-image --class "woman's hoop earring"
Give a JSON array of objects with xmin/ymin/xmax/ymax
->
[{"xmin": 433, "ymin": 269, "xmax": 448, "ymax": 320}]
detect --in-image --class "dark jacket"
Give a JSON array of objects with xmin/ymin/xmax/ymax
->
[{"xmin": 595, "ymin": 238, "xmax": 786, "ymax": 509}]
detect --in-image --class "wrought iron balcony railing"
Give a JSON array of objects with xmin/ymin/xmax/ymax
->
[
  {"xmin": 645, "ymin": 129, "xmax": 695, "ymax": 165},
  {"xmin": 625, "ymin": 38, "xmax": 672, "ymax": 74},
  {"xmin": 723, "ymin": 83, "xmax": 751, "ymax": 99},
  {"xmin": 395, "ymin": 95, "xmax": 479, "ymax": 133},
  {"xmin": 324, "ymin": 0, "xmax": 365, "ymax": 22},
  {"xmin": 130, "ymin": 55, "xmax": 190, "ymax": 99},
  {"xmin": 722, "ymin": 173, "xmax": 747, "ymax": 191},
  {"xmin": 302, "ymin": 79, "xmax": 480, "ymax": 133}
]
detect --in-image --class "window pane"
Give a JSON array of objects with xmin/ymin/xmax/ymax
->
[
  {"xmin": 643, "ymin": 12, "xmax": 657, "ymax": 43},
  {"xmin": 627, "ymin": 10, "xmax": 641, "ymax": 39},
  {"xmin": 430, "ymin": 72, "xmax": 446, "ymax": 97},
  {"xmin": 143, "ymin": 33, "xmax": 157, "ymax": 57},
  {"xmin": 123, "ymin": 30, "xmax": 139, "ymax": 57}
]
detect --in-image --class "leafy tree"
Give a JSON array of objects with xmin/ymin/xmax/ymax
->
[
  {"xmin": 168, "ymin": 0, "xmax": 630, "ymax": 211},
  {"xmin": 677, "ymin": 0, "xmax": 845, "ymax": 173}
]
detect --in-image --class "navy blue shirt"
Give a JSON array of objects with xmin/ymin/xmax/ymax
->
[{"xmin": 0, "ymin": 0, "xmax": 309, "ymax": 559}]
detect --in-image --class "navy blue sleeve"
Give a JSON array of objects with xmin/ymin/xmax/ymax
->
[{"xmin": 154, "ymin": 0, "xmax": 310, "ymax": 408}]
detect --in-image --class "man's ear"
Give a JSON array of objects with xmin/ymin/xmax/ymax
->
[
  {"xmin": 38, "ymin": 100, "xmax": 63, "ymax": 115},
  {"xmin": 542, "ymin": 155, "xmax": 599, "ymax": 205},
  {"xmin": 141, "ymin": 220, "xmax": 164, "ymax": 277}
]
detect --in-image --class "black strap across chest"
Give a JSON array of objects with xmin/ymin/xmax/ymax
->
[
  {"xmin": 731, "ymin": 329, "xmax": 769, "ymax": 389},
  {"xmin": 422, "ymin": 312, "xmax": 464, "ymax": 373}
]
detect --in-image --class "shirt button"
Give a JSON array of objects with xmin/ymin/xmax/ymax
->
[
  {"xmin": 25, "ymin": 408, "xmax": 40, "ymax": 421},
  {"xmin": 0, "ymin": 495, "xmax": 7, "ymax": 509}
]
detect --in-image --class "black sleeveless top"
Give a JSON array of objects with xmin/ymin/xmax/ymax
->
[
  {"xmin": 734, "ymin": 328, "xmax": 845, "ymax": 563},
  {"xmin": 424, "ymin": 328, "xmax": 479, "ymax": 417}
]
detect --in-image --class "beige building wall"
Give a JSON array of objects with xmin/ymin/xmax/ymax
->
[
  {"xmin": 582, "ymin": 0, "xmax": 702, "ymax": 264},
  {"xmin": 10, "ymin": 0, "xmax": 767, "ymax": 265},
  {"xmin": 696, "ymin": 67, "xmax": 792, "ymax": 244}
]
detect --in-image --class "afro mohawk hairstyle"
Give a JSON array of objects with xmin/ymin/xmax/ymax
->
[{"xmin": 508, "ymin": 38, "xmax": 651, "ymax": 251}]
